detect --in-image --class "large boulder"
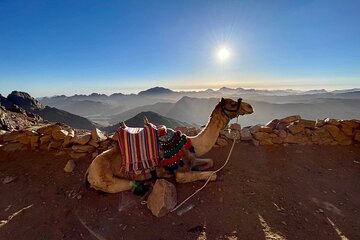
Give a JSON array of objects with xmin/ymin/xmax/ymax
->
[
  {"xmin": 147, "ymin": 179, "xmax": 177, "ymax": 217},
  {"xmin": 279, "ymin": 115, "xmax": 301, "ymax": 125},
  {"xmin": 37, "ymin": 124, "xmax": 62, "ymax": 135},
  {"xmin": 52, "ymin": 130, "xmax": 68, "ymax": 140},
  {"xmin": 72, "ymin": 144, "xmax": 96, "ymax": 153},
  {"xmin": 240, "ymin": 128, "xmax": 252, "ymax": 141},
  {"xmin": 324, "ymin": 125, "xmax": 340, "ymax": 138},
  {"xmin": 287, "ymin": 124, "xmax": 305, "ymax": 135},
  {"xmin": 298, "ymin": 119, "xmax": 316, "ymax": 129},
  {"xmin": 253, "ymin": 132, "xmax": 270, "ymax": 141},
  {"xmin": 73, "ymin": 134, "xmax": 91, "ymax": 145},
  {"xmin": 91, "ymin": 128, "xmax": 107, "ymax": 142}
]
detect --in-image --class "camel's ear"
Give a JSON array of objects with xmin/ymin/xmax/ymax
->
[{"xmin": 220, "ymin": 97, "xmax": 225, "ymax": 105}]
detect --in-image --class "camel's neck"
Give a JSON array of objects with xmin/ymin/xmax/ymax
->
[{"xmin": 189, "ymin": 107, "xmax": 229, "ymax": 157}]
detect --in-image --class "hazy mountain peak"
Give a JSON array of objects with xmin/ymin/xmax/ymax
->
[
  {"xmin": 138, "ymin": 87, "xmax": 174, "ymax": 95},
  {"xmin": 7, "ymin": 90, "xmax": 44, "ymax": 111}
]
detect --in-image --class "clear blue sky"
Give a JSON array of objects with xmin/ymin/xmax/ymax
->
[{"xmin": 0, "ymin": 0, "xmax": 359, "ymax": 97}]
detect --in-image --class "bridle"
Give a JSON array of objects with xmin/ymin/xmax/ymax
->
[{"xmin": 221, "ymin": 98, "xmax": 242, "ymax": 119}]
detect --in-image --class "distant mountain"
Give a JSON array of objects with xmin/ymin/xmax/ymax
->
[
  {"xmin": 303, "ymin": 89, "xmax": 328, "ymax": 95},
  {"xmin": 5, "ymin": 91, "xmax": 98, "ymax": 130},
  {"xmin": 103, "ymin": 111, "xmax": 193, "ymax": 132},
  {"xmin": 138, "ymin": 87, "xmax": 174, "ymax": 95}
]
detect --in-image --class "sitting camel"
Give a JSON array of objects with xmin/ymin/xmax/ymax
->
[{"xmin": 85, "ymin": 97, "xmax": 253, "ymax": 193}]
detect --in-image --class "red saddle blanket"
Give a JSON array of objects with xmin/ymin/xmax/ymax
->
[{"xmin": 116, "ymin": 124, "xmax": 161, "ymax": 176}]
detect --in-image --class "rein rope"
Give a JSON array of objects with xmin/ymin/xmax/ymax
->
[{"xmin": 170, "ymin": 116, "xmax": 240, "ymax": 213}]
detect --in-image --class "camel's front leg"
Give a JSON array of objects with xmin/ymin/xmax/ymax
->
[
  {"xmin": 175, "ymin": 171, "xmax": 217, "ymax": 183},
  {"xmin": 191, "ymin": 158, "xmax": 213, "ymax": 171}
]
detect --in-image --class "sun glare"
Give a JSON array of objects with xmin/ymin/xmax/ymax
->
[{"xmin": 216, "ymin": 46, "xmax": 231, "ymax": 62}]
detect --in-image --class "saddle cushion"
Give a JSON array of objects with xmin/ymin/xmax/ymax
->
[{"xmin": 117, "ymin": 123, "xmax": 162, "ymax": 176}]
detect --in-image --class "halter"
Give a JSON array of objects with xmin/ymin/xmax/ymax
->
[{"xmin": 221, "ymin": 98, "xmax": 242, "ymax": 119}]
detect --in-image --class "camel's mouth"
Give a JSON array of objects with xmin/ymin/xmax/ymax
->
[{"xmin": 238, "ymin": 102, "xmax": 254, "ymax": 116}]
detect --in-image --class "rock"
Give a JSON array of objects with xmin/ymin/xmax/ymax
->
[
  {"xmin": 48, "ymin": 140, "xmax": 63, "ymax": 150},
  {"xmin": 340, "ymin": 124, "xmax": 353, "ymax": 136},
  {"xmin": 275, "ymin": 129, "xmax": 287, "ymax": 139},
  {"xmin": 52, "ymin": 130, "xmax": 68, "ymax": 140},
  {"xmin": 72, "ymin": 144, "xmax": 96, "ymax": 153},
  {"xmin": 253, "ymin": 132, "xmax": 270, "ymax": 141},
  {"xmin": 279, "ymin": 115, "xmax": 301, "ymax": 125},
  {"xmin": 258, "ymin": 127, "xmax": 273, "ymax": 133},
  {"xmin": 224, "ymin": 129, "xmax": 241, "ymax": 140},
  {"xmin": 88, "ymin": 139, "xmax": 100, "ymax": 148},
  {"xmin": 334, "ymin": 131, "xmax": 352, "ymax": 145},
  {"xmin": 62, "ymin": 135, "xmax": 73, "ymax": 148},
  {"xmin": 73, "ymin": 134, "xmax": 91, "ymax": 145},
  {"xmin": 37, "ymin": 124, "xmax": 62, "ymax": 135},
  {"xmin": 252, "ymin": 139, "xmax": 259, "ymax": 146},
  {"xmin": 3, "ymin": 176, "xmax": 17, "ymax": 184},
  {"xmin": 229, "ymin": 123, "xmax": 241, "ymax": 131},
  {"xmin": 241, "ymin": 128, "xmax": 252, "ymax": 141},
  {"xmin": 67, "ymin": 129, "xmax": 75, "ymax": 137},
  {"xmin": 29, "ymin": 135, "xmax": 40, "ymax": 148},
  {"xmin": 17, "ymin": 135, "xmax": 31, "ymax": 145},
  {"xmin": 91, "ymin": 128, "xmax": 107, "ymax": 142},
  {"xmin": 2, "ymin": 142, "xmax": 26, "ymax": 152},
  {"xmin": 298, "ymin": 119, "xmax": 316, "ymax": 129},
  {"xmin": 341, "ymin": 120, "xmax": 360, "ymax": 129},
  {"xmin": 265, "ymin": 119, "xmax": 280, "ymax": 129},
  {"xmin": 147, "ymin": 179, "xmax": 177, "ymax": 217},
  {"xmin": 324, "ymin": 125, "xmax": 340, "ymax": 138},
  {"xmin": 64, "ymin": 160, "xmax": 76, "ymax": 173},
  {"xmin": 287, "ymin": 124, "xmax": 305, "ymax": 134},
  {"xmin": 284, "ymin": 133, "xmax": 297, "ymax": 144},
  {"xmin": 271, "ymin": 136, "xmax": 283, "ymax": 144},
  {"xmin": 260, "ymin": 138, "xmax": 273, "ymax": 145},
  {"xmin": 69, "ymin": 152, "xmax": 88, "ymax": 159},
  {"xmin": 354, "ymin": 130, "xmax": 360, "ymax": 142},
  {"xmin": 315, "ymin": 119, "xmax": 326, "ymax": 127},
  {"xmin": 324, "ymin": 118, "xmax": 340, "ymax": 126},
  {"xmin": 250, "ymin": 125, "xmax": 261, "ymax": 134},
  {"xmin": 40, "ymin": 135, "xmax": 52, "ymax": 145},
  {"xmin": 216, "ymin": 137, "xmax": 229, "ymax": 147}
]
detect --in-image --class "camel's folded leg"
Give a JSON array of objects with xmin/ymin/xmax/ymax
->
[
  {"xmin": 191, "ymin": 158, "xmax": 213, "ymax": 171},
  {"xmin": 175, "ymin": 171, "xmax": 217, "ymax": 183},
  {"xmin": 87, "ymin": 170, "xmax": 133, "ymax": 193}
]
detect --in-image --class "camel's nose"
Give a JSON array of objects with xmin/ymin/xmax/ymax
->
[{"xmin": 241, "ymin": 102, "xmax": 254, "ymax": 114}]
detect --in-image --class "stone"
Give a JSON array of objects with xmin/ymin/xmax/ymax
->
[
  {"xmin": 271, "ymin": 136, "xmax": 283, "ymax": 144},
  {"xmin": 249, "ymin": 125, "xmax": 261, "ymax": 134},
  {"xmin": 2, "ymin": 142, "xmax": 26, "ymax": 152},
  {"xmin": 265, "ymin": 119, "xmax": 280, "ymax": 130},
  {"xmin": 340, "ymin": 124, "xmax": 353, "ymax": 136},
  {"xmin": 315, "ymin": 119, "xmax": 325, "ymax": 128},
  {"xmin": 240, "ymin": 128, "xmax": 252, "ymax": 141},
  {"xmin": 324, "ymin": 118, "xmax": 340, "ymax": 126},
  {"xmin": 253, "ymin": 132, "xmax": 270, "ymax": 141},
  {"xmin": 91, "ymin": 128, "xmax": 107, "ymax": 142},
  {"xmin": 252, "ymin": 139, "xmax": 259, "ymax": 146},
  {"xmin": 48, "ymin": 141, "xmax": 63, "ymax": 150},
  {"xmin": 3, "ymin": 176, "xmax": 17, "ymax": 184},
  {"xmin": 216, "ymin": 137, "xmax": 229, "ymax": 147},
  {"xmin": 72, "ymin": 144, "xmax": 96, "ymax": 153},
  {"xmin": 67, "ymin": 129, "xmax": 75, "ymax": 137},
  {"xmin": 224, "ymin": 129, "xmax": 241, "ymax": 140},
  {"xmin": 283, "ymin": 133, "xmax": 297, "ymax": 144},
  {"xmin": 88, "ymin": 139, "xmax": 100, "ymax": 148},
  {"xmin": 341, "ymin": 120, "xmax": 360, "ymax": 129},
  {"xmin": 298, "ymin": 119, "xmax": 316, "ymax": 129},
  {"xmin": 334, "ymin": 132, "xmax": 352, "ymax": 145},
  {"xmin": 258, "ymin": 127, "xmax": 273, "ymax": 133},
  {"xmin": 52, "ymin": 130, "xmax": 68, "ymax": 140},
  {"xmin": 324, "ymin": 125, "xmax": 340, "ymax": 138},
  {"xmin": 287, "ymin": 124, "xmax": 305, "ymax": 135},
  {"xmin": 229, "ymin": 123, "xmax": 241, "ymax": 131},
  {"xmin": 147, "ymin": 179, "xmax": 177, "ymax": 217},
  {"xmin": 40, "ymin": 135, "xmax": 52, "ymax": 145},
  {"xmin": 62, "ymin": 135, "xmax": 73, "ymax": 148},
  {"xmin": 279, "ymin": 115, "xmax": 301, "ymax": 125},
  {"xmin": 69, "ymin": 152, "xmax": 88, "ymax": 159},
  {"xmin": 17, "ymin": 135, "xmax": 31, "ymax": 145},
  {"xmin": 276, "ymin": 130, "xmax": 287, "ymax": 139},
  {"xmin": 64, "ymin": 160, "xmax": 76, "ymax": 173},
  {"xmin": 354, "ymin": 130, "xmax": 360, "ymax": 142},
  {"xmin": 73, "ymin": 134, "xmax": 91, "ymax": 145},
  {"xmin": 37, "ymin": 124, "xmax": 62, "ymax": 135},
  {"xmin": 29, "ymin": 135, "xmax": 40, "ymax": 148},
  {"xmin": 260, "ymin": 138, "xmax": 273, "ymax": 145}
]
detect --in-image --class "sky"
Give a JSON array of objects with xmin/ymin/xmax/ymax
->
[{"xmin": 0, "ymin": 0, "xmax": 359, "ymax": 97}]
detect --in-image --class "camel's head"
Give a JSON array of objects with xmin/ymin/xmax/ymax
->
[{"xmin": 220, "ymin": 97, "xmax": 254, "ymax": 119}]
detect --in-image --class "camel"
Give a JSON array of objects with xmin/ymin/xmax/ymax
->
[{"xmin": 85, "ymin": 97, "xmax": 253, "ymax": 193}]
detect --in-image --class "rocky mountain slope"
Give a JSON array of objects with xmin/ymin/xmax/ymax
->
[
  {"xmin": 2, "ymin": 91, "xmax": 98, "ymax": 130},
  {"xmin": 103, "ymin": 111, "xmax": 193, "ymax": 132}
]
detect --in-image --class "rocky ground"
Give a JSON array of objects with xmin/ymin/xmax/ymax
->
[{"xmin": 1, "ymin": 144, "xmax": 359, "ymax": 240}]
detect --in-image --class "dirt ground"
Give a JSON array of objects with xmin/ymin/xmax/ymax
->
[{"xmin": 0, "ymin": 143, "xmax": 359, "ymax": 240}]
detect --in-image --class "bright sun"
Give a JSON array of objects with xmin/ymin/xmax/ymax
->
[{"xmin": 216, "ymin": 46, "xmax": 231, "ymax": 62}]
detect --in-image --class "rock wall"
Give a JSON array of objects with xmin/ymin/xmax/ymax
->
[{"xmin": 1, "ymin": 116, "xmax": 360, "ymax": 157}]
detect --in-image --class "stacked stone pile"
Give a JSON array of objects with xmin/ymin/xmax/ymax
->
[
  {"xmin": 1, "ymin": 116, "xmax": 360, "ymax": 155},
  {"xmin": 0, "ymin": 123, "xmax": 115, "ymax": 157}
]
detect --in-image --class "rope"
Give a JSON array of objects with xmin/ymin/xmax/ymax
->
[{"xmin": 170, "ymin": 117, "xmax": 239, "ymax": 212}]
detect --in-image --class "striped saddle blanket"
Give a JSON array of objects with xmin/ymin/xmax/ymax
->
[{"xmin": 116, "ymin": 124, "xmax": 165, "ymax": 176}]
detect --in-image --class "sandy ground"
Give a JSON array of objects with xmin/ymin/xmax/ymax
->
[{"xmin": 0, "ymin": 143, "xmax": 359, "ymax": 240}]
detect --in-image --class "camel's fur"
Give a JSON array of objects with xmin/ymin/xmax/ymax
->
[{"xmin": 85, "ymin": 97, "xmax": 253, "ymax": 193}]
